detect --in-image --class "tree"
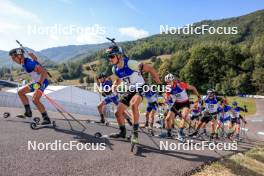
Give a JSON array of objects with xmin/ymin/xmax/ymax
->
[{"xmin": 158, "ymin": 59, "xmax": 172, "ymax": 83}]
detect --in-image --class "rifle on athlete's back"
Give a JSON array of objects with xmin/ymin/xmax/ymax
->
[{"xmin": 16, "ymin": 40, "xmax": 52, "ymax": 78}]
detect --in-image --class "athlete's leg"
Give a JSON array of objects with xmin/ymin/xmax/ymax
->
[
  {"xmin": 97, "ymin": 101, "xmax": 105, "ymax": 115},
  {"xmin": 130, "ymin": 95, "xmax": 142, "ymax": 124},
  {"xmin": 178, "ymin": 107, "xmax": 190, "ymax": 138},
  {"xmin": 129, "ymin": 95, "xmax": 143, "ymax": 143},
  {"xmin": 97, "ymin": 101, "xmax": 106, "ymax": 123},
  {"xmin": 18, "ymin": 86, "xmax": 30, "ymax": 105},
  {"xmin": 165, "ymin": 111, "xmax": 175, "ymax": 137},
  {"xmin": 235, "ymin": 120, "xmax": 241, "ymax": 139},
  {"xmin": 189, "ymin": 117, "xmax": 207, "ymax": 137},
  {"xmin": 143, "ymin": 111, "xmax": 150, "ymax": 127},
  {"xmin": 111, "ymin": 102, "xmax": 127, "ymax": 138},
  {"xmin": 32, "ymin": 89, "xmax": 51, "ymax": 124},
  {"xmin": 18, "ymin": 86, "xmax": 32, "ymax": 117},
  {"xmin": 124, "ymin": 111, "xmax": 132, "ymax": 125},
  {"xmin": 115, "ymin": 103, "xmax": 126, "ymax": 125},
  {"xmin": 210, "ymin": 120, "xmax": 216, "ymax": 134},
  {"xmin": 150, "ymin": 110, "xmax": 155, "ymax": 128},
  {"xmin": 227, "ymin": 121, "xmax": 235, "ymax": 138},
  {"xmin": 210, "ymin": 118, "xmax": 217, "ymax": 139},
  {"xmin": 32, "ymin": 90, "xmax": 46, "ymax": 113}
]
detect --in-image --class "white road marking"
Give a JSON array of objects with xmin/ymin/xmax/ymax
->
[
  {"xmin": 241, "ymin": 128, "xmax": 248, "ymax": 132},
  {"xmin": 257, "ymin": 132, "xmax": 264, "ymax": 136},
  {"xmin": 251, "ymin": 119, "xmax": 263, "ymax": 122}
]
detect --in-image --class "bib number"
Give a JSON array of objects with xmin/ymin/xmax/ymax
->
[{"xmin": 122, "ymin": 77, "xmax": 131, "ymax": 83}]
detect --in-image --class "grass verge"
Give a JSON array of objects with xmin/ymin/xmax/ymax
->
[{"xmin": 192, "ymin": 147, "xmax": 264, "ymax": 176}]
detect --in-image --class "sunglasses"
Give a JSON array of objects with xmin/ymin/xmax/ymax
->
[
  {"xmin": 108, "ymin": 55, "xmax": 116, "ymax": 59},
  {"xmin": 166, "ymin": 80, "xmax": 173, "ymax": 84}
]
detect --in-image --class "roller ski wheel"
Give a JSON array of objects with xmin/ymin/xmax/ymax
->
[
  {"xmin": 131, "ymin": 143, "xmax": 136, "ymax": 152},
  {"xmin": 52, "ymin": 121, "xmax": 56, "ymax": 128},
  {"xmin": 30, "ymin": 120, "xmax": 56, "ymax": 130},
  {"xmin": 130, "ymin": 135, "xmax": 139, "ymax": 153},
  {"xmin": 159, "ymin": 132, "xmax": 173, "ymax": 139},
  {"xmin": 33, "ymin": 117, "xmax": 41, "ymax": 124},
  {"xmin": 94, "ymin": 132, "xmax": 103, "ymax": 138},
  {"xmin": 147, "ymin": 128, "xmax": 154, "ymax": 136},
  {"xmin": 30, "ymin": 122, "xmax": 37, "ymax": 129},
  {"xmin": 3, "ymin": 112, "xmax": 10, "ymax": 118}
]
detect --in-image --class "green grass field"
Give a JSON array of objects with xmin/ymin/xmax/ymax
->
[
  {"xmin": 192, "ymin": 147, "xmax": 264, "ymax": 176},
  {"xmin": 226, "ymin": 97, "xmax": 256, "ymax": 115}
]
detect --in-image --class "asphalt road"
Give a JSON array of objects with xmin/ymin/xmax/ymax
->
[{"xmin": 0, "ymin": 99, "xmax": 263, "ymax": 176}]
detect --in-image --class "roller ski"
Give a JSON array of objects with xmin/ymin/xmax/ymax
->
[
  {"xmin": 130, "ymin": 132, "xmax": 139, "ymax": 152},
  {"xmin": 175, "ymin": 135, "xmax": 186, "ymax": 143},
  {"xmin": 206, "ymin": 133, "xmax": 217, "ymax": 144},
  {"xmin": 94, "ymin": 131, "xmax": 131, "ymax": 141},
  {"xmin": 86, "ymin": 119, "xmax": 110, "ymax": 126},
  {"xmin": 146, "ymin": 127, "xmax": 154, "ymax": 136},
  {"xmin": 175, "ymin": 130, "xmax": 186, "ymax": 143},
  {"xmin": 30, "ymin": 117, "xmax": 56, "ymax": 130},
  {"xmin": 3, "ymin": 112, "xmax": 10, "ymax": 118},
  {"xmin": 159, "ymin": 131, "xmax": 174, "ymax": 139}
]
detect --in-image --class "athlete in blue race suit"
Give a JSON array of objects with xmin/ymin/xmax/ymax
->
[
  {"xmin": 229, "ymin": 101, "xmax": 247, "ymax": 140},
  {"xmin": 141, "ymin": 90, "xmax": 158, "ymax": 128},
  {"xmin": 96, "ymin": 73, "xmax": 119, "ymax": 123},
  {"xmin": 106, "ymin": 45, "xmax": 161, "ymax": 144},
  {"xmin": 189, "ymin": 89, "xmax": 223, "ymax": 139},
  {"xmin": 9, "ymin": 48, "xmax": 51, "ymax": 124}
]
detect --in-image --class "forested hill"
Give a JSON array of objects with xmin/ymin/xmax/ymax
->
[{"xmin": 91, "ymin": 9, "xmax": 264, "ymax": 95}]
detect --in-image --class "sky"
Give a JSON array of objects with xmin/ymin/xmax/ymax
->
[{"xmin": 0, "ymin": 0, "xmax": 264, "ymax": 51}]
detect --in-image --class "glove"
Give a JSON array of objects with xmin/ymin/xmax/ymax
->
[
  {"xmin": 32, "ymin": 82, "xmax": 41, "ymax": 90},
  {"xmin": 157, "ymin": 96, "xmax": 165, "ymax": 104}
]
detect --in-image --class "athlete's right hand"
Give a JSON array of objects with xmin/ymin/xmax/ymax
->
[
  {"xmin": 28, "ymin": 52, "xmax": 38, "ymax": 60},
  {"xmin": 32, "ymin": 82, "xmax": 41, "ymax": 90}
]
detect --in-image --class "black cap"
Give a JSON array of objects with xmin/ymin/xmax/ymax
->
[{"xmin": 9, "ymin": 48, "xmax": 24, "ymax": 56}]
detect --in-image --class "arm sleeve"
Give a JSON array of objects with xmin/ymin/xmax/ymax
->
[
  {"xmin": 179, "ymin": 82, "xmax": 189, "ymax": 89},
  {"xmin": 216, "ymin": 96, "xmax": 223, "ymax": 102},
  {"xmin": 238, "ymin": 107, "xmax": 245, "ymax": 112},
  {"xmin": 112, "ymin": 67, "xmax": 119, "ymax": 79}
]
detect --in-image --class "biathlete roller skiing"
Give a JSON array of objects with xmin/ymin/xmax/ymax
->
[
  {"xmin": 140, "ymin": 90, "xmax": 164, "ymax": 136},
  {"xmin": 104, "ymin": 38, "xmax": 162, "ymax": 152},
  {"xmin": 93, "ymin": 72, "xmax": 132, "ymax": 126},
  {"xmin": 162, "ymin": 73, "xmax": 201, "ymax": 142},
  {"xmin": 8, "ymin": 42, "xmax": 55, "ymax": 128},
  {"xmin": 189, "ymin": 89, "xmax": 225, "ymax": 141}
]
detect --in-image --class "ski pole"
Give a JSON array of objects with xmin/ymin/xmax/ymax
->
[
  {"xmin": 44, "ymin": 94, "xmax": 86, "ymax": 131},
  {"xmin": 44, "ymin": 95, "xmax": 74, "ymax": 130}
]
